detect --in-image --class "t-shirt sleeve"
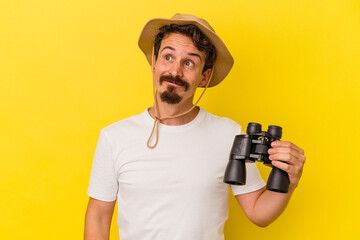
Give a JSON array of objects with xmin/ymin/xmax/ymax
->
[{"xmin": 87, "ymin": 130, "xmax": 118, "ymax": 201}]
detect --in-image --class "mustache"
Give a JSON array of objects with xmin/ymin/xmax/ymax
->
[{"xmin": 159, "ymin": 75, "xmax": 189, "ymax": 91}]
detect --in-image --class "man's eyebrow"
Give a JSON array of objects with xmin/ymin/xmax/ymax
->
[
  {"xmin": 161, "ymin": 46, "xmax": 175, "ymax": 53},
  {"xmin": 161, "ymin": 46, "xmax": 202, "ymax": 60},
  {"xmin": 188, "ymin": 52, "xmax": 201, "ymax": 60}
]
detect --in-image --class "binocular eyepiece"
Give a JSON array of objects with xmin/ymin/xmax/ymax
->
[{"xmin": 223, "ymin": 122, "xmax": 290, "ymax": 193}]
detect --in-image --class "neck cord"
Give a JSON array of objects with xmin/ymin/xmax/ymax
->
[{"xmin": 146, "ymin": 67, "xmax": 214, "ymax": 149}]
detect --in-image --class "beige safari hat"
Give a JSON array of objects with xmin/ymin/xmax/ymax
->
[{"xmin": 138, "ymin": 13, "xmax": 234, "ymax": 87}]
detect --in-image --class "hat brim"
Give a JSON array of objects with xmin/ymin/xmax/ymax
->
[{"xmin": 138, "ymin": 17, "xmax": 234, "ymax": 87}]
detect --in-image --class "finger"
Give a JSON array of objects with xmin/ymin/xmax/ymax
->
[
  {"xmin": 271, "ymin": 160, "xmax": 303, "ymax": 178},
  {"xmin": 270, "ymin": 151, "xmax": 306, "ymax": 166},
  {"xmin": 268, "ymin": 147, "xmax": 306, "ymax": 163},
  {"xmin": 271, "ymin": 141, "xmax": 305, "ymax": 155},
  {"xmin": 271, "ymin": 160, "xmax": 293, "ymax": 174},
  {"xmin": 269, "ymin": 152, "xmax": 294, "ymax": 164}
]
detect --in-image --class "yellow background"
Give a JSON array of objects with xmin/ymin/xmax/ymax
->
[{"xmin": 1, "ymin": 0, "xmax": 359, "ymax": 239}]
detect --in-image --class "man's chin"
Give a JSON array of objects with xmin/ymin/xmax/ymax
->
[{"xmin": 160, "ymin": 91, "xmax": 182, "ymax": 104}]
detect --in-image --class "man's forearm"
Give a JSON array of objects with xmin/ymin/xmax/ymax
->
[
  {"xmin": 84, "ymin": 198, "xmax": 115, "ymax": 240},
  {"xmin": 249, "ymin": 187, "xmax": 295, "ymax": 227},
  {"xmin": 84, "ymin": 217, "xmax": 111, "ymax": 240}
]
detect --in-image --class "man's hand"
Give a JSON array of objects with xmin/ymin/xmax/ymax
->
[
  {"xmin": 268, "ymin": 141, "xmax": 306, "ymax": 191},
  {"xmin": 236, "ymin": 141, "xmax": 306, "ymax": 227}
]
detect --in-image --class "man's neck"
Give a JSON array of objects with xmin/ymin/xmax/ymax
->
[{"xmin": 148, "ymin": 102, "xmax": 200, "ymax": 126}]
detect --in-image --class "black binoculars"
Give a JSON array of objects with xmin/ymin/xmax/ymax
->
[{"xmin": 223, "ymin": 122, "xmax": 290, "ymax": 193}]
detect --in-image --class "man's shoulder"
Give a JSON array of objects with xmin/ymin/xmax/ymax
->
[
  {"xmin": 202, "ymin": 109, "xmax": 241, "ymax": 127},
  {"xmin": 101, "ymin": 109, "xmax": 149, "ymax": 136},
  {"xmin": 201, "ymin": 108, "xmax": 242, "ymax": 133}
]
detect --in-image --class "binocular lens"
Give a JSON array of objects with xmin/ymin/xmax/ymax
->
[{"xmin": 223, "ymin": 160, "xmax": 246, "ymax": 185}]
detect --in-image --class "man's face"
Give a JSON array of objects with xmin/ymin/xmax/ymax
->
[{"xmin": 152, "ymin": 33, "xmax": 211, "ymax": 105}]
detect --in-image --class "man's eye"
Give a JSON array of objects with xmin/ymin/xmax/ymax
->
[
  {"xmin": 165, "ymin": 55, "xmax": 172, "ymax": 61},
  {"xmin": 185, "ymin": 61, "xmax": 194, "ymax": 67}
]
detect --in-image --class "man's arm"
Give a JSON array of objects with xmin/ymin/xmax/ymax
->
[
  {"xmin": 84, "ymin": 197, "xmax": 116, "ymax": 240},
  {"xmin": 236, "ymin": 141, "xmax": 306, "ymax": 227}
]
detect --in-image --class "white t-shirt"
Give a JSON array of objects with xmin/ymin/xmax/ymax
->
[{"xmin": 88, "ymin": 108, "xmax": 265, "ymax": 240}]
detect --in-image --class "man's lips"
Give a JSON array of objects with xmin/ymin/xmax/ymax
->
[{"xmin": 164, "ymin": 79, "xmax": 182, "ymax": 86}]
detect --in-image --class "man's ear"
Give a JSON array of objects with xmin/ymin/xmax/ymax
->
[
  {"xmin": 151, "ymin": 54, "xmax": 156, "ymax": 74},
  {"xmin": 198, "ymin": 68, "xmax": 212, "ymax": 87}
]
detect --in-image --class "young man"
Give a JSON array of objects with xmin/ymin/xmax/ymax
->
[{"xmin": 84, "ymin": 14, "xmax": 306, "ymax": 240}]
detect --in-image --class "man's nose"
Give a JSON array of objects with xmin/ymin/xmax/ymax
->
[{"xmin": 169, "ymin": 61, "xmax": 183, "ymax": 77}]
